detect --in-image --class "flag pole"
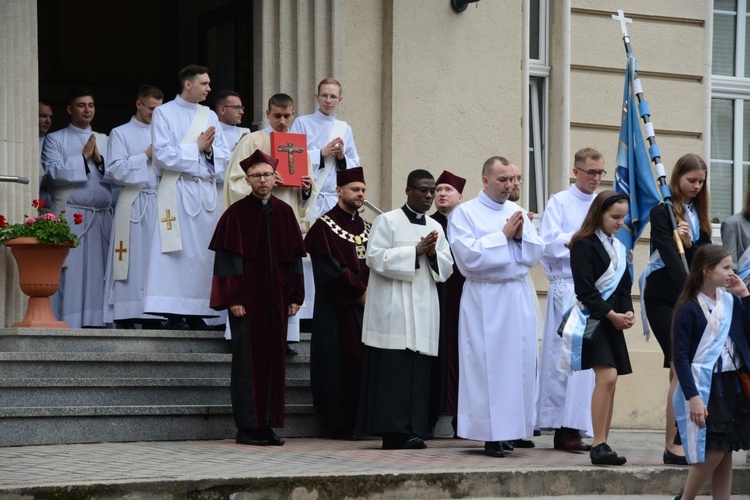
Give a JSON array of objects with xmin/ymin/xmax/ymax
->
[{"xmin": 612, "ymin": 10, "xmax": 689, "ymax": 271}]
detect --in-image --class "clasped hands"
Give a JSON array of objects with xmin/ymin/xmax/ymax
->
[{"xmin": 230, "ymin": 303, "xmax": 301, "ymax": 318}]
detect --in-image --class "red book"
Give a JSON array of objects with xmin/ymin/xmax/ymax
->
[{"xmin": 270, "ymin": 132, "xmax": 308, "ymax": 187}]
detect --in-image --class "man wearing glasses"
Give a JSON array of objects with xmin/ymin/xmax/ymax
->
[
  {"xmin": 103, "ymin": 85, "xmax": 164, "ymax": 329},
  {"xmin": 358, "ymin": 169, "xmax": 453, "ymax": 450},
  {"xmin": 448, "ymin": 156, "xmax": 544, "ymax": 457},
  {"xmin": 209, "ymin": 148, "xmax": 305, "ymax": 446},
  {"xmin": 214, "ymin": 91, "xmax": 249, "ymax": 150},
  {"xmin": 536, "ymin": 147, "xmax": 605, "ymax": 451}
]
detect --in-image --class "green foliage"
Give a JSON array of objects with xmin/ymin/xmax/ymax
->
[{"xmin": 0, "ymin": 200, "xmax": 81, "ymax": 246}]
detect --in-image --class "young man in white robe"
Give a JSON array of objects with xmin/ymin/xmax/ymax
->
[
  {"xmin": 357, "ymin": 169, "xmax": 453, "ymax": 450},
  {"xmin": 289, "ymin": 77, "xmax": 359, "ymax": 219},
  {"xmin": 142, "ymin": 65, "xmax": 230, "ymax": 330},
  {"xmin": 42, "ymin": 88, "xmax": 113, "ymax": 328},
  {"xmin": 214, "ymin": 90, "xmax": 250, "ymax": 151},
  {"xmin": 103, "ymin": 85, "xmax": 164, "ymax": 328},
  {"xmin": 448, "ymin": 156, "xmax": 544, "ymax": 458},
  {"xmin": 536, "ymin": 147, "xmax": 604, "ymax": 450},
  {"xmin": 223, "ymin": 93, "xmax": 315, "ymax": 349}
]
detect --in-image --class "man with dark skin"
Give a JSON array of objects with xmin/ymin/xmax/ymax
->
[{"xmin": 357, "ymin": 170, "xmax": 454, "ymax": 450}]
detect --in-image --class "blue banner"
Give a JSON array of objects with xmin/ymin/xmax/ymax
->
[{"xmin": 614, "ymin": 56, "xmax": 662, "ymax": 279}]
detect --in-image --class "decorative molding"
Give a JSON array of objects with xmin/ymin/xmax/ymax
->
[
  {"xmin": 571, "ymin": 8, "xmax": 705, "ymax": 28},
  {"xmin": 571, "ymin": 64, "xmax": 703, "ymax": 83},
  {"xmin": 571, "ymin": 121, "xmax": 702, "ymax": 139}
]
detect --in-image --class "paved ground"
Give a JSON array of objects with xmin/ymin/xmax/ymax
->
[{"xmin": 1, "ymin": 429, "xmax": 748, "ymax": 498}]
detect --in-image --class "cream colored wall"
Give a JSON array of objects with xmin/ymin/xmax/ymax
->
[
  {"xmin": 545, "ymin": 2, "xmax": 708, "ymax": 429},
  {"xmin": 341, "ymin": 0, "xmax": 525, "ymax": 213}
]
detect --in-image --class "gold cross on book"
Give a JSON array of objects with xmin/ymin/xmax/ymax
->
[{"xmin": 278, "ymin": 142, "xmax": 304, "ymax": 174}]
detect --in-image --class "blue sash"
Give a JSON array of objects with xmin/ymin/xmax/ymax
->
[
  {"xmin": 557, "ymin": 240, "xmax": 627, "ymax": 374},
  {"xmin": 673, "ymin": 289, "xmax": 734, "ymax": 464}
]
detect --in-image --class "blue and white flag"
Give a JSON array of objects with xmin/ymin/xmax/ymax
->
[{"xmin": 614, "ymin": 56, "xmax": 662, "ymax": 279}]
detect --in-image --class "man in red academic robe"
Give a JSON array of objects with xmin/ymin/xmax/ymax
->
[
  {"xmin": 428, "ymin": 170, "xmax": 466, "ymax": 436},
  {"xmin": 209, "ymin": 149, "xmax": 305, "ymax": 446},
  {"xmin": 305, "ymin": 167, "xmax": 369, "ymax": 440}
]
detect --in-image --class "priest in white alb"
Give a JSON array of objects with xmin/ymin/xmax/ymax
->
[
  {"xmin": 42, "ymin": 88, "xmax": 113, "ymax": 328},
  {"xmin": 448, "ymin": 156, "xmax": 544, "ymax": 458},
  {"xmin": 289, "ymin": 77, "xmax": 359, "ymax": 219},
  {"xmin": 536, "ymin": 147, "xmax": 604, "ymax": 450},
  {"xmin": 142, "ymin": 65, "xmax": 230, "ymax": 330},
  {"xmin": 103, "ymin": 85, "xmax": 164, "ymax": 327}
]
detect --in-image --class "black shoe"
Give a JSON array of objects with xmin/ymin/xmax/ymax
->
[
  {"xmin": 382, "ymin": 434, "xmax": 426, "ymax": 450},
  {"xmin": 509, "ymin": 439, "xmax": 535, "ymax": 449},
  {"xmin": 501, "ymin": 441, "xmax": 514, "ymax": 451},
  {"xmin": 264, "ymin": 428, "xmax": 285, "ymax": 446},
  {"xmin": 590, "ymin": 442, "xmax": 627, "ymax": 465},
  {"xmin": 186, "ymin": 316, "xmax": 208, "ymax": 331},
  {"xmin": 164, "ymin": 317, "xmax": 190, "ymax": 330},
  {"xmin": 332, "ymin": 431, "xmax": 360, "ymax": 441},
  {"xmin": 484, "ymin": 441, "xmax": 506, "ymax": 458},
  {"xmin": 663, "ymin": 450, "xmax": 688, "ymax": 465},
  {"xmin": 286, "ymin": 345, "xmax": 298, "ymax": 357},
  {"xmin": 235, "ymin": 429, "xmax": 270, "ymax": 446}
]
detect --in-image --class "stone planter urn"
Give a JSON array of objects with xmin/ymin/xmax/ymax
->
[{"xmin": 5, "ymin": 237, "xmax": 71, "ymax": 328}]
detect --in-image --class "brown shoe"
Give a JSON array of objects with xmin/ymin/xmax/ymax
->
[{"xmin": 553, "ymin": 427, "xmax": 592, "ymax": 451}]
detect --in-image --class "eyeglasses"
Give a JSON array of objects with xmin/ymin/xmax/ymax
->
[
  {"xmin": 223, "ymin": 105, "xmax": 245, "ymax": 111},
  {"xmin": 137, "ymin": 101, "xmax": 157, "ymax": 111},
  {"xmin": 408, "ymin": 186, "xmax": 437, "ymax": 195},
  {"xmin": 247, "ymin": 172, "xmax": 275, "ymax": 181},
  {"xmin": 580, "ymin": 169, "xmax": 607, "ymax": 178}
]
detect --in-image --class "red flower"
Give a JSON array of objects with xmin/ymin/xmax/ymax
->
[
  {"xmin": 39, "ymin": 199, "xmax": 46, "ymax": 209},
  {"xmin": 31, "ymin": 199, "xmax": 39, "ymax": 208},
  {"xmin": 73, "ymin": 213, "xmax": 83, "ymax": 225},
  {"xmin": 0, "ymin": 215, "xmax": 6, "ymax": 228}
]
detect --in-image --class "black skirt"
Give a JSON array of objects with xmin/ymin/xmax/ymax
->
[
  {"xmin": 581, "ymin": 321, "xmax": 632, "ymax": 375},
  {"xmin": 706, "ymin": 370, "xmax": 750, "ymax": 452}
]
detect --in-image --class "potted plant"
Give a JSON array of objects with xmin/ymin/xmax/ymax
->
[{"xmin": 0, "ymin": 199, "xmax": 82, "ymax": 328}]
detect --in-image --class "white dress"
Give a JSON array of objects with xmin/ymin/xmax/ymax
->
[
  {"xmin": 42, "ymin": 124, "xmax": 113, "ymax": 328},
  {"xmin": 103, "ymin": 117, "xmax": 160, "ymax": 322},
  {"xmin": 142, "ymin": 95, "xmax": 229, "ymax": 317},
  {"xmin": 448, "ymin": 191, "xmax": 544, "ymax": 441},
  {"xmin": 536, "ymin": 184, "xmax": 595, "ymax": 434}
]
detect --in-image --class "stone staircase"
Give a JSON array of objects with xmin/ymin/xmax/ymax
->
[{"xmin": 0, "ymin": 328, "xmax": 320, "ymax": 446}]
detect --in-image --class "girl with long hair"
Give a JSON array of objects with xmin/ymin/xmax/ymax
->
[
  {"xmin": 561, "ymin": 190, "xmax": 634, "ymax": 465},
  {"xmin": 642, "ymin": 153, "xmax": 712, "ymax": 464},
  {"xmin": 672, "ymin": 245, "xmax": 750, "ymax": 500}
]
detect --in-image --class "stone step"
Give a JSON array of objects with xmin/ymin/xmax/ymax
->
[
  {"xmin": 0, "ymin": 404, "xmax": 321, "ymax": 446},
  {"xmin": 0, "ymin": 329, "xmax": 312, "ymax": 354},
  {"xmin": 0, "ymin": 377, "xmax": 313, "ymax": 407}
]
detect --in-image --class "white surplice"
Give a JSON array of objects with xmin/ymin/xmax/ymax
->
[
  {"xmin": 290, "ymin": 109, "xmax": 359, "ymax": 218},
  {"xmin": 536, "ymin": 184, "xmax": 595, "ymax": 434},
  {"xmin": 448, "ymin": 191, "xmax": 544, "ymax": 441},
  {"xmin": 142, "ymin": 95, "xmax": 229, "ymax": 317},
  {"xmin": 362, "ymin": 207, "xmax": 453, "ymax": 356},
  {"xmin": 103, "ymin": 117, "xmax": 160, "ymax": 322},
  {"xmin": 42, "ymin": 124, "xmax": 114, "ymax": 328}
]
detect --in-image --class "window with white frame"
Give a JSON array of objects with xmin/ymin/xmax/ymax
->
[
  {"xmin": 710, "ymin": 0, "xmax": 750, "ymax": 223},
  {"xmin": 529, "ymin": 0, "xmax": 549, "ymax": 214}
]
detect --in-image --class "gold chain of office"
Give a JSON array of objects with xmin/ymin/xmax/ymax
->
[{"xmin": 319, "ymin": 215, "xmax": 371, "ymax": 246}]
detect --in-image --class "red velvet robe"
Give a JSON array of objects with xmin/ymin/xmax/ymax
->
[
  {"xmin": 209, "ymin": 194, "xmax": 305, "ymax": 429},
  {"xmin": 304, "ymin": 204, "xmax": 370, "ymax": 435},
  {"xmin": 430, "ymin": 210, "xmax": 465, "ymax": 418}
]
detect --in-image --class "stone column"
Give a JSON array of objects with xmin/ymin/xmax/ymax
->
[
  {"xmin": 0, "ymin": 0, "xmax": 38, "ymax": 327},
  {"xmin": 252, "ymin": 0, "xmax": 344, "ymax": 118}
]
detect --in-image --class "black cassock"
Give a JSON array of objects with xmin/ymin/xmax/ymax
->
[
  {"xmin": 209, "ymin": 194, "xmax": 305, "ymax": 430},
  {"xmin": 305, "ymin": 204, "xmax": 370, "ymax": 436}
]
